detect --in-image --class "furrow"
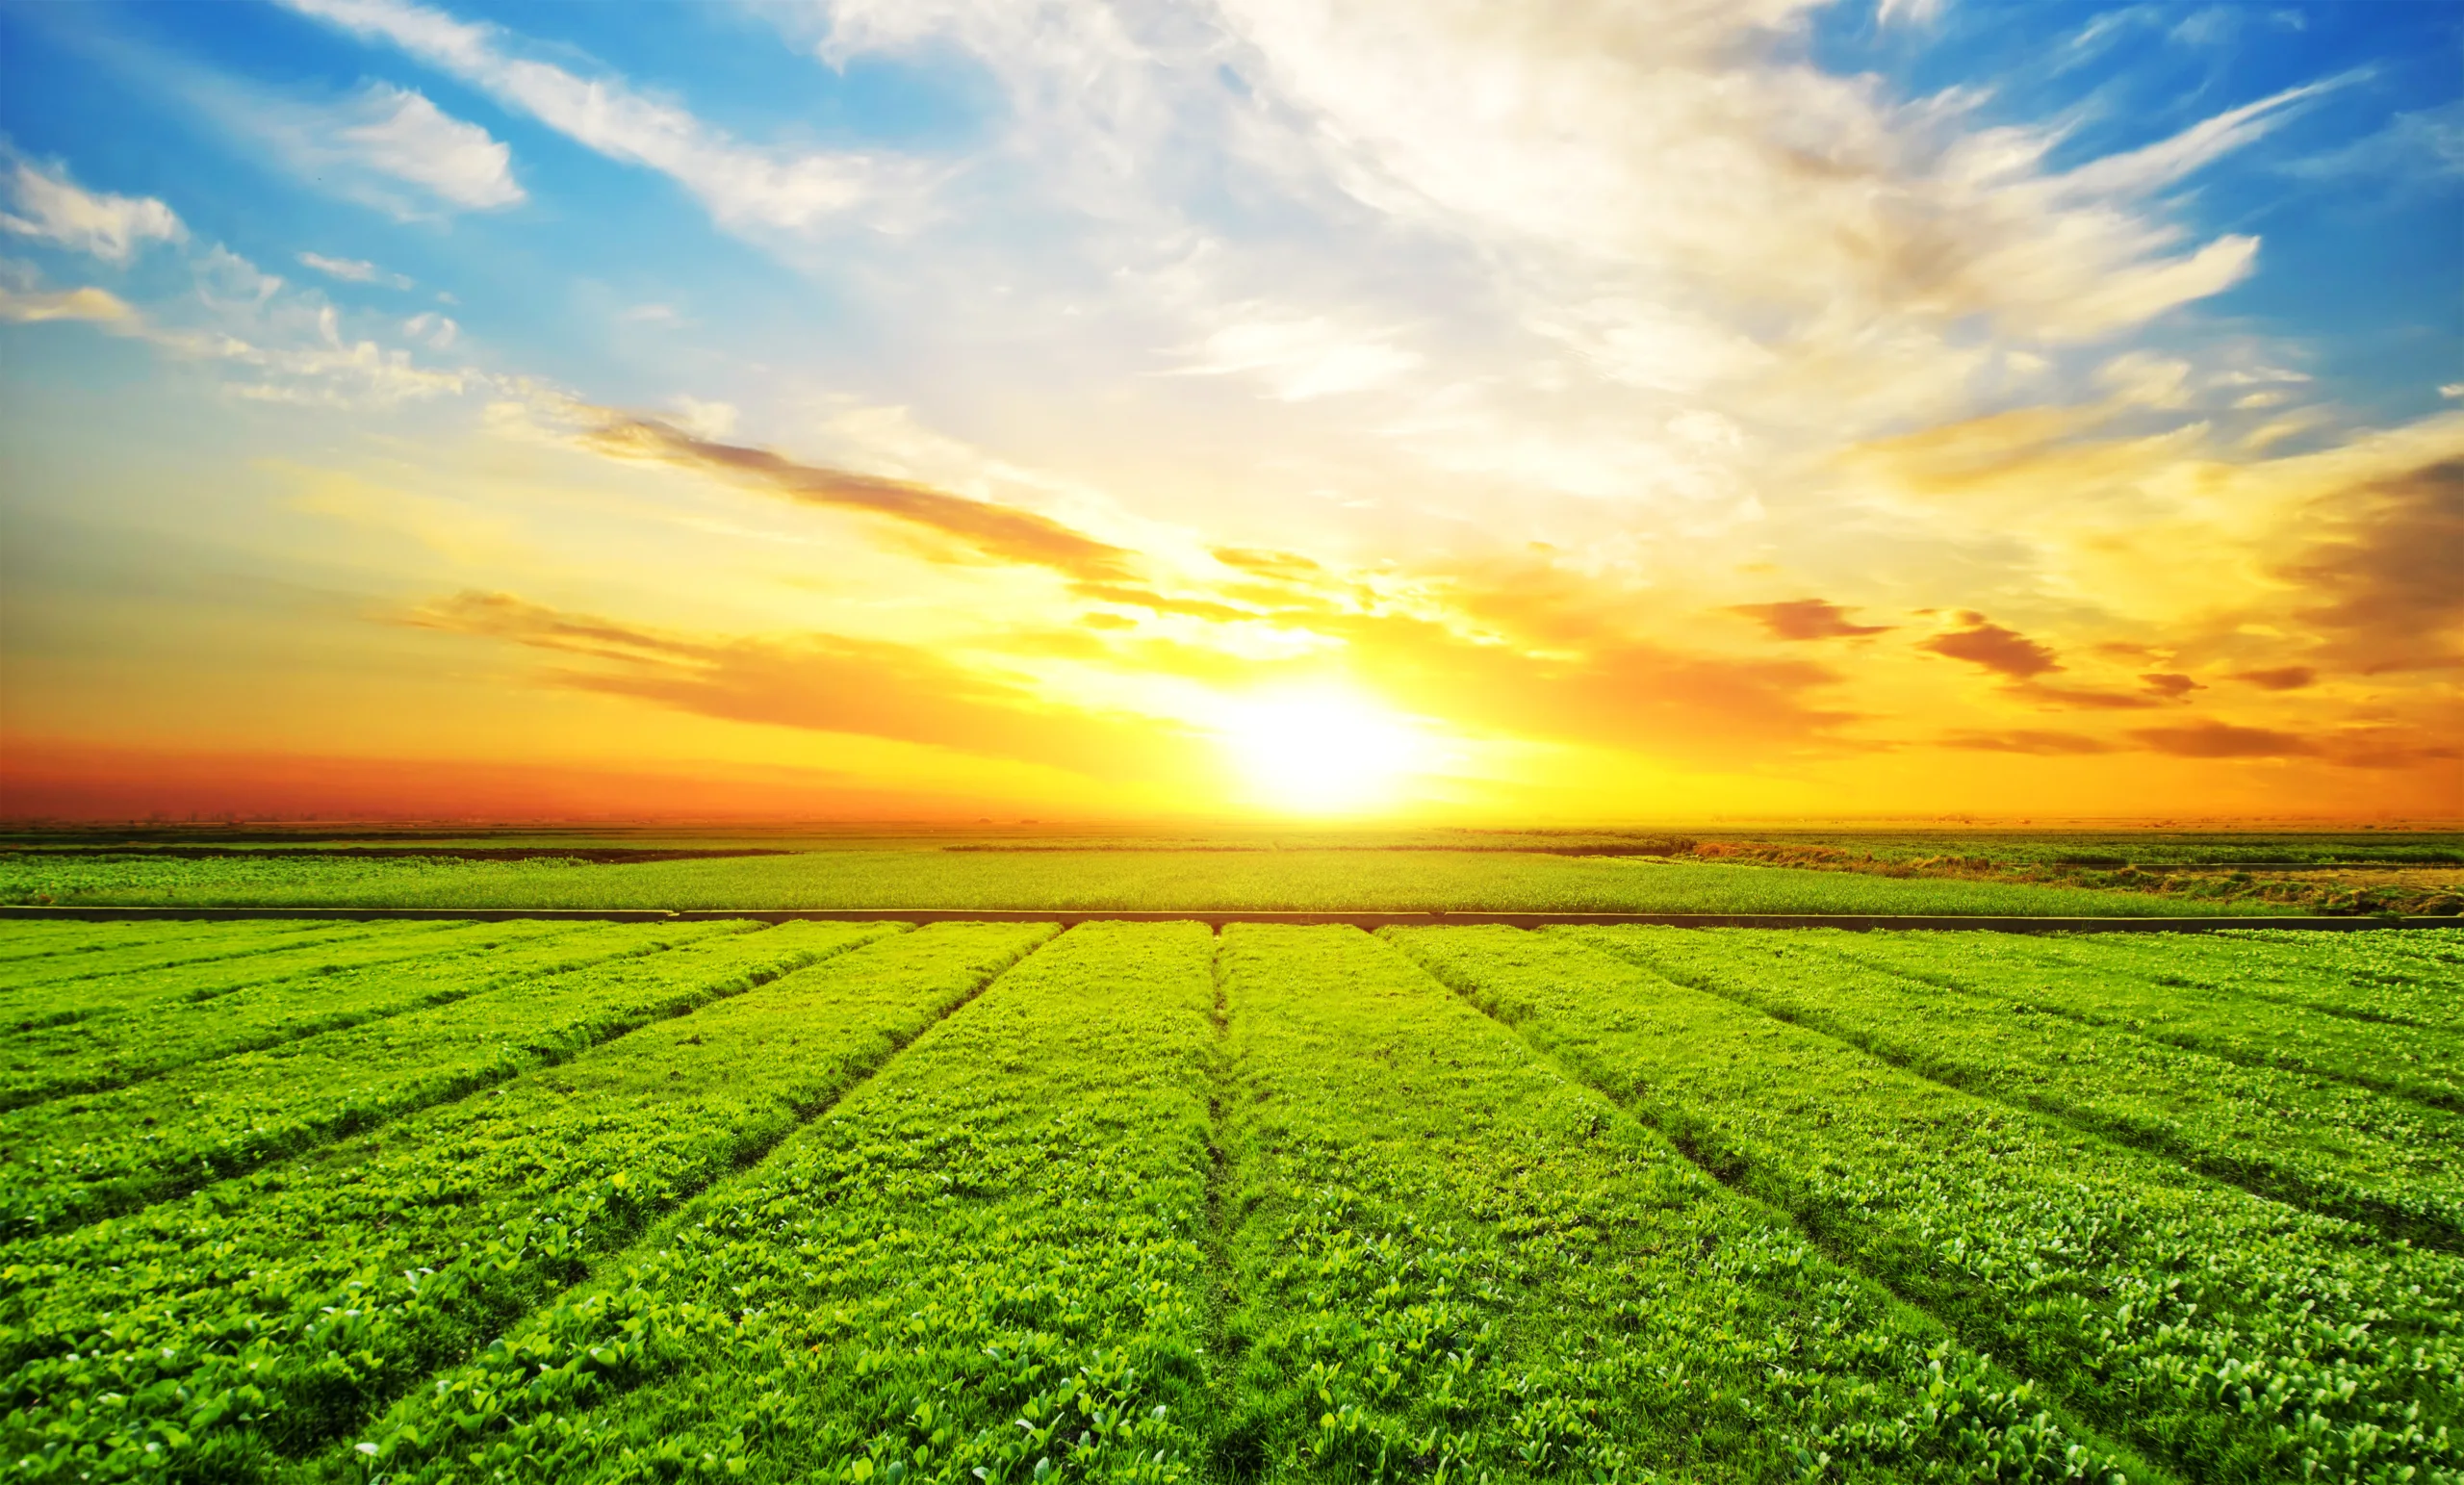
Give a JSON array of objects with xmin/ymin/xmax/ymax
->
[
  {"xmin": 1386, "ymin": 925, "xmax": 2460, "ymax": 1485},
  {"xmin": 1578, "ymin": 927, "xmax": 2464, "ymax": 1250},
  {"xmin": 0, "ymin": 921, "xmax": 784, "ymax": 1235},
  {"xmin": 1215, "ymin": 925, "xmax": 2161, "ymax": 1484},
  {"xmin": 0, "ymin": 921, "xmax": 659, "ymax": 1111},
  {"xmin": 316, "ymin": 920, "xmax": 1219, "ymax": 1485},
  {"xmin": 0, "ymin": 920, "xmax": 1034, "ymax": 1480}
]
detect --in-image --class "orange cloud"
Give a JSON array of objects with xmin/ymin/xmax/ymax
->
[
  {"xmin": 2277, "ymin": 460, "xmax": 2464, "ymax": 673},
  {"xmin": 399, "ymin": 591, "xmax": 1198, "ymax": 781},
  {"xmin": 1940, "ymin": 730, "xmax": 2118, "ymax": 755},
  {"xmin": 1917, "ymin": 615, "xmax": 2062, "ymax": 679},
  {"xmin": 2229, "ymin": 665, "xmax": 2317, "ymax": 690},
  {"xmin": 1729, "ymin": 599, "xmax": 1893, "ymax": 640},
  {"xmin": 578, "ymin": 414, "xmax": 1139, "ymax": 581},
  {"xmin": 2129, "ymin": 720, "xmax": 2315, "ymax": 758}
]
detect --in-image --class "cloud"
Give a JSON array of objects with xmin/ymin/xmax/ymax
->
[
  {"xmin": 323, "ymin": 82, "xmax": 524, "ymax": 211},
  {"xmin": 1940, "ymin": 729, "xmax": 2116, "ymax": 755},
  {"xmin": 0, "ymin": 157, "xmax": 184, "ymax": 263},
  {"xmin": 1212, "ymin": 547, "xmax": 1324, "ymax": 578},
  {"xmin": 2277, "ymin": 460, "xmax": 2464, "ymax": 672},
  {"xmin": 297, "ymin": 251, "xmax": 415, "ymax": 289},
  {"xmin": 2229, "ymin": 665, "xmax": 2315, "ymax": 690},
  {"xmin": 277, "ymin": 0, "xmax": 895, "ymax": 233},
  {"xmin": 165, "ymin": 53, "xmax": 524, "ymax": 219},
  {"xmin": 1730, "ymin": 598, "xmax": 1892, "ymax": 640},
  {"xmin": 401, "ymin": 311, "xmax": 457, "ymax": 348},
  {"xmin": 1194, "ymin": 0, "xmax": 2297, "ymax": 346},
  {"xmin": 2058, "ymin": 78, "xmax": 2347, "ymax": 198},
  {"xmin": 2129, "ymin": 720, "xmax": 2314, "ymax": 758},
  {"xmin": 0, "ymin": 283, "xmax": 137, "ymax": 324},
  {"xmin": 2282, "ymin": 101, "xmax": 2464, "ymax": 183},
  {"xmin": 1175, "ymin": 313, "xmax": 1424, "ymax": 399},
  {"xmin": 2127, "ymin": 722, "xmax": 2455, "ymax": 772},
  {"xmin": 2138, "ymin": 672, "xmax": 2201, "ymax": 699},
  {"xmin": 575, "ymin": 413, "xmax": 1140, "ymax": 580},
  {"xmin": 1917, "ymin": 614, "xmax": 2061, "ymax": 678},
  {"xmin": 398, "ymin": 590, "xmax": 1194, "ymax": 779},
  {"xmin": 2017, "ymin": 681, "xmax": 2162, "ymax": 711}
]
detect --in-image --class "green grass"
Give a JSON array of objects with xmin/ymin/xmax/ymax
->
[
  {"xmin": 0, "ymin": 922, "xmax": 668, "ymax": 1110},
  {"xmin": 1821, "ymin": 930, "xmax": 2464, "ymax": 1112},
  {"xmin": 0, "ymin": 849, "xmax": 2287, "ymax": 915},
  {"xmin": 0, "ymin": 918, "xmax": 346, "ymax": 969},
  {"xmin": 0, "ymin": 920, "xmax": 498, "ymax": 1033},
  {"xmin": 1216, "ymin": 925, "xmax": 2141, "ymax": 1483},
  {"xmin": 0, "ymin": 917, "xmax": 2454, "ymax": 1484},
  {"xmin": 1388, "ymin": 927, "xmax": 2461, "ymax": 1484},
  {"xmin": 0, "ymin": 922, "xmax": 846, "ymax": 1234},
  {"xmin": 0, "ymin": 920, "xmax": 444, "ymax": 996},
  {"xmin": 0, "ymin": 923, "xmax": 1072, "ymax": 1483},
  {"xmin": 1571, "ymin": 928, "xmax": 2464, "ymax": 1249},
  {"xmin": 330, "ymin": 920, "xmax": 1219, "ymax": 1485}
]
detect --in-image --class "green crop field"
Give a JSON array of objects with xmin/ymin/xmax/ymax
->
[{"xmin": 1, "ymin": 914, "xmax": 2457, "ymax": 1484}]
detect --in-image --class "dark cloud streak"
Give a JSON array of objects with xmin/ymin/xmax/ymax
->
[{"xmin": 581, "ymin": 415, "xmax": 1140, "ymax": 582}]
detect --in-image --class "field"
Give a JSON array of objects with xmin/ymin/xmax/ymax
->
[
  {"xmin": 6, "ymin": 826, "xmax": 2458, "ymax": 918},
  {"xmin": 1, "ymin": 909, "xmax": 2458, "ymax": 1484}
]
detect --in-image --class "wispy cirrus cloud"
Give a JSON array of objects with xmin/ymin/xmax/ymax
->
[
  {"xmin": 298, "ymin": 252, "xmax": 414, "ymax": 290},
  {"xmin": 277, "ymin": 0, "xmax": 906, "ymax": 234}
]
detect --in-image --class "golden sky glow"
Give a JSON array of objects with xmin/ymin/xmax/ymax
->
[{"xmin": 1, "ymin": 0, "xmax": 2458, "ymax": 821}]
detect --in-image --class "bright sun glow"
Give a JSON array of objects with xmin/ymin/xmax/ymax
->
[{"xmin": 1216, "ymin": 685, "xmax": 1428, "ymax": 814}]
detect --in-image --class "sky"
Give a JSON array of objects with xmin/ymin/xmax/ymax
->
[{"xmin": 0, "ymin": 0, "xmax": 2458, "ymax": 823}]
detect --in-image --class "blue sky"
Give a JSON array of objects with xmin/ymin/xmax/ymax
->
[{"xmin": 1, "ymin": 0, "xmax": 2458, "ymax": 820}]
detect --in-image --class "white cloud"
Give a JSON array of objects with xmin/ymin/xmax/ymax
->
[
  {"xmin": 2056, "ymin": 77, "xmax": 2350, "ymax": 198},
  {"xmin": 402, "ymin": 311, "xmax": 458, "ymax": 348},
  {"xmin": 2, "ymin": 247, "xmax": 480, "ymax": 408},
  {"xmin": 278, "ymin": 0, "xmax": 897, "ymax": 233},
  {"xmin": 194, "ymin": 244, "xmax": 285, "ymax": 311},
  {"xmin": 207, "ymin": 79, "xmax": 523, "ymax": 218},
  {"xmin": 2283, "ymin": 101, "xmax": 2464, "ymax": 182},
  {"xmin": 330, "ymin": 83, "xmax": 524, "ymax": 211},
  {"xmin": 1876, "ymin": 0, "xmax": 1949, "ymax": 24},
  {"xmin": 299, "ymin": 251, "xmax": 416, "ymax": 289},
  {"xmin": 1177, "ymin": 313, "xmax": 1424, "ymax": 399},
  {"xmin": 1191, "ymin": 0, "xmax": 2301, "ymax": 345},
  {"xmin": 0, "ymin": 157, "xmax": 185, "ymax": 263}
]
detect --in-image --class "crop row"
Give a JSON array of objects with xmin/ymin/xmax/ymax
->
[
  {"xmin": 0, "ymin": 921, "xmax": 450, "ymax": 996},
  {"xmin": 1583, "ymin": 929, "xmax": 2464, "ymax": 1248},
  {"xmin": 0, "ymin": 922, "xmax": 1067, "ymax": 1482},
  {"xmin": 1819, "ymin": 931, "xmax": 2463, "ymax": 1113},
  {"xmin": 0, "ymin": 921, "xmax": 851, "ymax": 1234},
  {"xmin": 332, "ymin": 919, "xmax": 1219, "ymax": 1485},
  {"xmin": 0, "ymin": 922, "xmax": 515, "ymax": 1035},
  {"xmin": 1390, "ymin": 927, "xmax": 2461, "ymax": 1484},
  {"xmin": 0, "ymin": 919, "xmax": 346, "ymax": 972},
  {"xmin": 2026, "ymin": 929, "xmax": 2464, "ymax": 1032},
  {"xmin": 1217, "ymin": 925, "xmax": 2134, "ymax": 1484},
  {"xmin": 0, "ymin": 922, "xmax": 665, "ymax": 1111}
]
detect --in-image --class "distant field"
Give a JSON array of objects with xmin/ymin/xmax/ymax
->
[
  {"xmin": 0, "ymin": 847, "xmax": 2303, "ymax": 915},
  {"xmin": 2, "ymin": 917, "xmax": 2456, "ymax": 1483}
]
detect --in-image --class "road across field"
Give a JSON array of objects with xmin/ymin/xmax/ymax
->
[
  {"xmin": 1, "ymin": 918, "xmax": 2455, "ymax": 1483},
  {"xmin": 4, "ymin": 903, "xmax": 2458, "ymax": 931}
]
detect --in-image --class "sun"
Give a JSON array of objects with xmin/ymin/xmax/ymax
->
[{"xmin": 1216, "ymin": 684, "xmax": 1428, "ymax": 815}]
